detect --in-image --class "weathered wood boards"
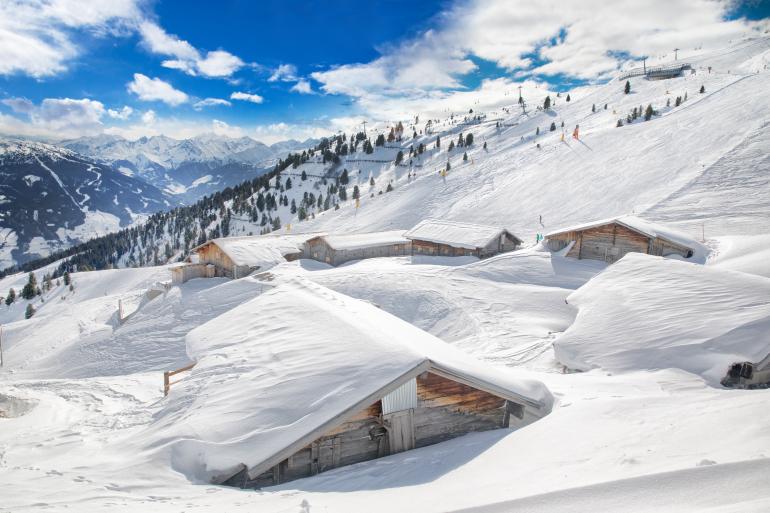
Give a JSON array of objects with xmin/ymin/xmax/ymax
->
[
  {"xmin": 228, "ymin": 371, "xmax": 523, "ymax": 488},
  {"xmin": 546, "ymin": 220, "xmax": 693, "ymax": 263}
]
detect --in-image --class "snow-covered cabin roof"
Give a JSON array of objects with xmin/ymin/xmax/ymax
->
[
  {"xmin": 164, "ymin": 279, "xmax": 552, "ymax": 483},
  {"xmin": 545, "ymin": 215, "xmax": 697, "ymax": 251},
  {"xmin": 192, "ymin": 234, "xmax": 319, "ymax": 268},
  {"xmin": 553, "ymin": 254, "xmax": 770, "ymax": 384},
  {"xmin": 404, "ymin": 219, "xmax": 522, "ymax": 249},
  {"xmin": 313, "ymin": 230, "xmax": 409, "ymax": 251}
]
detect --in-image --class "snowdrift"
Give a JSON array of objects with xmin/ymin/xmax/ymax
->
[{"xmin": 553, "ymin": 253, "xmax": 770, "ymax": 384}]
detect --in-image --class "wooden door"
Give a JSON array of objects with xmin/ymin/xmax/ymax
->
[{"xmin": 385, "ymin": 409, "xmax": 415, "ymax": 454}]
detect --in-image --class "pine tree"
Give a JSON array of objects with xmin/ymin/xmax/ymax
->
[
  {"xmin": 63, "ymin": 272, "xmax": 70, "ymax": 286},
  {"xmin": 616, "ymin": 119, "xmax": 623, "ymax": 127},
  {"xmin": 483, "ymin": 141, "xmax": 487, "ymax": 150},
  {"xmin": 675, "ymin": 96, "xmax": 682, "ymax": 107},
  {"xmin": 604, "ymin": 103, "xmax": 608, "ymax": 110},
  {"xmin": 339, "ymin": 186, "xmax": 347, "ymax": 201},
  {"xmin": 369, "ymin": 176, "xmax": 375, "ymax": 187},
  {"xmin": 353, "ymin": 185, "xmax": 360, "ymax": 199},
  {"xmin": 644, "ymin": 104, "xmax": 654, "ymax": 121},
  {"xmin": 624, "ymin": 80, "xmax": 631, "ymax": 94},
  {"xmin": 25, "ymin": 303, "xmax": 35, "ymax": 319},
  {"xmin": 5, "ymin": 288, "xmax": 15, "ymax": 305},
  {"xmin": 395, "ymin": 150, "xmax": 404, "ymax": 165},
  {"xmin": 301, "ymin": 170, "xmax": 307, "ymax": 181},
  {"xmin": 550, "ymin": 122, "xmax": 556, "ymax": 131},
  {"xmin": 340, "ymin": 168, "xmax": 349, "ymax": 185},
  {"xmin": 21, "ymin": 272, "xmax": 37, "ymax": 300},
  {"xmin": 566, "ymin": 94, "xmax": 571, "ymax": 102},
  {"xmin": 448, "ymin": 140, "xmax": 455, "ymax": 152},
  {"xmin": 463, "ymin": 152, "xmax": 468, "ymax": 162},
  {"xmin": 465, "ymin": 133, "xmax": 473, "ymax": 146},
  {"xmin": 290, "ymin": 199, "xmax": 297, "ymax": 214},
  {"xmin": 699, "ymin": 85, "xmax": 705, "ymax": 94},
  {"xmin": 592, "ymin": 103, "xmax": 596, "ymax": 113},
  {"xmin": 536, "ymin": 127, "xmax": 540, "ymax": 136},
  {"xmin": 543, "ymin": 95, "xmax": 551, "ymax": 109},
  {"xmin": 285, "ymin": 177, "xmax": 292, "ymax": 189},
  {"xmin": 436, "ymin": 136, "xmax": 441, "ymax": 149},
  {"xmin": 386, "ymin": 183, "xmax": 393, "ymax": 192},
  {"xmin": 298, "ymin": 206, "xmax": 307, "ymax": 221}
]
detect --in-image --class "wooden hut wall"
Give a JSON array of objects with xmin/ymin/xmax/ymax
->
[
  {"xmin": 305, "ymin": 238, "xmax": 334, "ymax": 264},
  {"xmin": 649, "ymin": 237, "xmax": 691, "ymax": 258},
  {"xmin": 568, "ymin": 224, "xmax": 650, "ymax": 262},
  {"xmin": 332, "ymin": 242, "xmax": 411, "ymax": 266},
  {"xmin": 195, "ymin": 243, "xmax": 237, "ymax": 277},
  {"xmin": 230, "ymin": 372, "xmax": 518, "ymax": 488},
  {"xmin": 411, "ymin": 240, "xmax": 478, "ymax": 257}
]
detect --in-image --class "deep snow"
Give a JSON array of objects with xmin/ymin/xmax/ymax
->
[{"xmin": 1, "ymin": 35, "xmax": 770, "ymax": 513}]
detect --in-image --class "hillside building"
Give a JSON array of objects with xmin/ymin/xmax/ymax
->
[
  {"xmin": 545, "ymin": 215, "xmax": 695, "ymax": 264},
  {"xmin": 174, "ymin": 281, "xmax": 552, "ymax": 488},
  {"xmin": 404, "ymin": 219, "xmax": 522, "ymax": 258},
  {"xmin": 303, "ymin": 230, "xmax": 411, "ymax": 266}
]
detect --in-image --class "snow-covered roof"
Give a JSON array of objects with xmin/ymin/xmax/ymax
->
[
  {"xmin": 554, "ymin": 254, "xmax": 770, "ymax": 384},
  {"xmin": 163, "ymin": 279, "xmax": 552, "ymax": 483},
  {"xmin": 404, "ymin": 219, "xmax": 521, "ymax": 249},
  {"xmin": 545, "ymin": 215, "xmax": 698, "ymax": 251},
  {"xmin": 316, "ymin": 230, "xmax": 409, "ymax": 251},
  {"xmin": 193, "ymin": 234, "xmax": 319, "ymax": 268}
]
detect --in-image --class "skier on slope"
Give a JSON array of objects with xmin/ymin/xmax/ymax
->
[{"xmin": 572, "ymin": 125, "xmax": 580, "ymax": 140}]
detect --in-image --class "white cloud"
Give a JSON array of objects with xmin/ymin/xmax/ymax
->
[
  {"xmin": 107, "ymin": 106, "xmax": 134, "ymax": 120},
  {"xmin": 211, "ymin": 119, "xmax": 243, "ymax": 138},
  {"xmin": 0, "ymin": 97, "xmax": 108, "ymax": 138},
  {"xmin": 230, "ymin": 91, "xmax": 264, "ymax": 104},
  {"xmin": 0, "ymin": 0, "xmax": 143, "ymax": 77},
  {"xmin": 127, "ymin": 73, "xmax": 189, "ymax": 105},
  {"xmin": 138, "ymin": 21, "xmax": 245, "ymax": 78},
  {"xmin": 141, "ymin": 110, "xmax": 156, "ymax": 124},
  {"xmin": 268, "ymin": 64, "xmax": 298, "ymax": 82},
  {"xmin": 193, "ymin": 98, "xmax": 232, "ymax": 110},
  {"xmin": 290, "ymin": 79, "xmax": 315, "ymax": 95},
  {"xmin": 309, "ymin": 0, "xmax": 767, "ymax": 122}
]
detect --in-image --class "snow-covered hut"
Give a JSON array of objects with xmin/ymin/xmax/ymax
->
[
  {"xmin": 404, "ymin": 219, "xmax": 522, "ymax": 258},
  {"xmin": 166, "ymin": 280, "xmax": 552, "ymax": 488},
  {"xmin": 545, "ymin": 215, "xmax": 698, "ymax": 264},
  {"xmin": 189, "ymin": 235, "xmax": 308, "ymax": 278},
  {"xmin": 303, "ymin": 230, "xmax": 411, "ymax": 266}
]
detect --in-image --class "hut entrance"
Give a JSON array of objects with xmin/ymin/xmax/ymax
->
[
  {"xmin": 385, "ymin": 410, "xmax": 415, "ymax": 453},
  {"xmin": 382, "ymin": 378, "xmax": 417, "ymax": 454}
]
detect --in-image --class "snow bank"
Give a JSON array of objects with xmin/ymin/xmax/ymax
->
[
  {"xmin": 405, "ymin": 219, "xmax": 518, "ymax": 249},
  {"xmin": 709, "ymin": 234, "xmax": 770, "ymax": 278},
  {"xmin": 159, "ymin": 279, "xmax": 552, "ymax": 482},
  {"xmin": 553, "ymin": 253, "xmax": 770, "ymax": 384}
]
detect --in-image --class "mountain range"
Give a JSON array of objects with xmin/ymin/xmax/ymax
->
[{"xmin": 62, "ymin": 133, "xmax": 317, "ymax": 202}]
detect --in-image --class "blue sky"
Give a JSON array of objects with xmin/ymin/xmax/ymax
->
[{"xmin": 0, "ymin": 0, "xmax": 767, "ymax": 143}]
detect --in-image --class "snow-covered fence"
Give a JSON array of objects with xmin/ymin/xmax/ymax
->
[
  {"xmin": 344, "ymin": 159, "xmax": 393, "ymax": 164},
  {"xmin": 163, "ymin": 362, "xmax": 196, "ymax": 396},
  {"xmin": 618, "ymin": 62, "xmax": 692, "ymax": 81}
]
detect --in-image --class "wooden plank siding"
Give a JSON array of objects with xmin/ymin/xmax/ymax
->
[
  {"xmin": 304, "ymin": 238, "xmax": 412, "ymax": 266},
  {"xmin": 228, "ymin": 372, "xmax": 519, "ymax": 488},
  {"xmin": 193, "ymin": 243, "xmax": 256, "ymax": 278},
  {"xmin": 410, "ymin": 233, "xmax": 520, "ymax": 259},
  {"xmin": 546, "ymin": 222, "xmax": 691, "ymax": 263}
]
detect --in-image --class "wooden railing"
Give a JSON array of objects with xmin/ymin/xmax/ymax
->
[{"xmin": 163, "ymin": 362, "xmax": 196, "ymax": 396}]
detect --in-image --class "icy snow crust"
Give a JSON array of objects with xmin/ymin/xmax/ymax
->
[
  {"xmin": 1, "ymin": 37, "xmax": 770, "ymax": 513},
  {"xmin": 405, "ymin": 219, "xmax": 514, "ymax": 249}
]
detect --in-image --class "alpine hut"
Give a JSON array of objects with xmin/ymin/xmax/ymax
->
[
  {"xmin": 303, "ymin": 230, "xmax": 411, "ymax": 266},
  {"xmin": 165, "ymin": 280, "xmax": 552, "ymax": 488},
  {"xmin": 545, "ymin": 215, "xmax": 697, "ymax": 264},
  {"xmin": 404, "ymin": 219, "xmax": 522, "ymax": 258},
  {"xmin": 189, "ymin": 235, "xmax": 310, "ymax": 279}
]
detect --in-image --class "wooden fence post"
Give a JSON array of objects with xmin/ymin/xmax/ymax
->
[{"xmin": 163, "ymin": 371, "xmax": 170, "ymax": 396}]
